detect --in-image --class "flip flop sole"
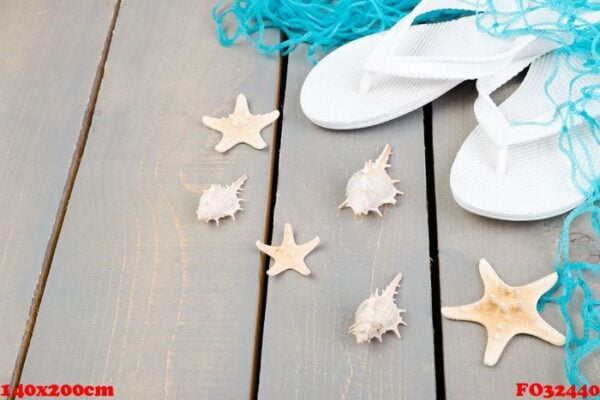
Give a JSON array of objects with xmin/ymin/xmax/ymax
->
[
  {"xmin": 300, "ymin": 32, "xmax": 461, "ymax": 130},
  {"xmin": 451, "ymin": 124, "xmax": 590, "ymax": 221},
  {"xmin": 451, "ymin": 52, "xmax": 600, "ymax": 221}
]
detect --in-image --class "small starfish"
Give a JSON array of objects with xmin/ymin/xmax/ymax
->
[
  {"xmin": 441, "ymin": 258, "xmax": 565, "ymax": 366},
  {"xmin": 202, "ymin": 94, "xmax": 280, "ymax": 153},
  {"xmin": 256, "ymin": 223, "xmax": 320, "ymax": 276}
]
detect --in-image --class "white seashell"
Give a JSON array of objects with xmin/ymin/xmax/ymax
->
[
  {"xmin": 256, "ymin": 223, "xmax": 320, "ymax": 276},
  {"xmin": 339, "ymin": 144, "xmax": 403, "ymax": 216},
  {"xmin": 196, "ymin": 175, "xmax": 248, "ymax": 225},
  {"xmin": 202, "ymin": 94, "xmax": 279, "ymax": 153},
  {"xmin": 442, "ymin": 259, "xmax": 566, "ymax": 366},
  {"xmin": 349, "ymin": 273, "xmax": 406, "ymax": 344}
]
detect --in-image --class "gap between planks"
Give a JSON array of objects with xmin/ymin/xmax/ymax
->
[
  {"xmin": 250, "ymin": 36, "xmax": 289, "ymax": 399},
  {"xmin": 8, "ymin": 1, "xmax": 123, "ymax": 398},
  {"xmin": 423, "ymin": 103, "xmax": 447, "ymax": 400}
]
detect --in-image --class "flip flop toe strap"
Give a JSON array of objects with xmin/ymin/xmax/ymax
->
[
  {"xmin": 474, "ymin": 54, "xmax": 565, "ymax": 174},
  {"xmin": 358, "ymin": 0, "xmax": 548, "ymax": 95}
]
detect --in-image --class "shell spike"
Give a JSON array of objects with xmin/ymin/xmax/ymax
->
[
  {"xmin": 375, "ymin": 144, "xmax": 393, "ymax": 170},
  {"xmin": 383, "ymin": 273, "xmax": 403, "ymax": 299},
  {"xmin": 229, "ymin": 175, "xmax": 248, "ymax": 192},
  {"xmin": 348, "ymin": 323, "xmax": 356, "ymax": 333}
]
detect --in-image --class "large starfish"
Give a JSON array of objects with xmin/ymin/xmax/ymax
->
[
  {"xmin": 441, "ymin": 259, "xmax": 565, "ymax": 366},
  {"xmin": 202, "ymin": 94, "xmax": 279, "ymax": 153},
  {"xmin": 256, "ymin": 223, "xmax": 320, "ymax": 276}
]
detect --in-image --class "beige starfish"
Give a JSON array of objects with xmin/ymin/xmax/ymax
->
[
  {"xmin": 441, "ymin": 258, "xmax": 565, "ymax": 366},
  {"xmin": 256, "ymin": 223, "xmax": 320, "ymax": 276},
  {"xmin": 202, "ymin": 94, "xmax": 279, "ymax": 153}
]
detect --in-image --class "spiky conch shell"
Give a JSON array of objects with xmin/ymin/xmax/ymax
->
[
  {"xmin": 349, "ymin": 273, "xmax": 406, "ymax": 344},
  {"xmin": 339, "ymin": 144, "xmax": 403, "ymax": 216},
  {"xmin": 196, "ymin": 175, "xmax": 247, "ymax": 225}
]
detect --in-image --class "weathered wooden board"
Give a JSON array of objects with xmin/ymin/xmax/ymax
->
[
  {"xmin": 257, "ymin": 52, "xmax": 437, "ymax": 399},
  {"xmin": 0, "ymin": 0, "xmax": 117, "ymax": 382},
  {"xmin": 20, "ymin": 1, "xmax": 279, "ymax": 398},
  {"xmin": 433, "ymin": 82, "xmax": 597, "ymax": 399}
]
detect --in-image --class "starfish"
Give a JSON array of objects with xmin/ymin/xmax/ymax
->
[
  {"xmin": 441, "ymin": 258, "xmax": 565, "ymax": 366},
  {"xmin": 202, "ymin": 94, "xmax": 280, "ymax": 153},
  {"xmin": 256, "ymin": 223, "xmax": 320, "ymax": 276}
]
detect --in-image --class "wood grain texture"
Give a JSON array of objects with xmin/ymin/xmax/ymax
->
[
  {"xmin": 20, "ymin": 1, "xmax": 279, "ymax": 398},
  {"xmin": 433, "ymin": 82, "xmax": 597, "ymax": 399},
  {"xmin": 0, "ymin": 0, "xmax": 116, "ymax": 382},
  {"xmin": 257, "ymin": 52, "xmax": 437, "ymax": 400}
]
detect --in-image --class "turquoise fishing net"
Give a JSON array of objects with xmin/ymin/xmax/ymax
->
[
  {"xmin": 211, "ymin": 0, "xmax": 473, "ymax": 62},
  {"xmin": 475, "ymin": 0, "xmax": 600, "ymax": 391},
  {"xmin": 211, "ymin": 0, "xmax": 417, "ymax": 61}
]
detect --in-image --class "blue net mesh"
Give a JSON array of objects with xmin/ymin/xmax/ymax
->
[
  {"xmin": 210, "ymin": 0, "xmax": 472, "ymax": 62},
  {"xmin": 474, "ymin": 0, "xmax": 600, "ymax": 392}
]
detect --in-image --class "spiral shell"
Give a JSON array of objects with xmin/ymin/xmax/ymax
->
[
  {"xmin": 339, "ymin": 144, "xmax": 403, "ymax": 216},
  {"xmin": 349, "ymin": 273, "xmax": 406, "ymax": 344},
  {"xmin": 197, "ymin": 175, "xmax": 247, "ymax": 225}
]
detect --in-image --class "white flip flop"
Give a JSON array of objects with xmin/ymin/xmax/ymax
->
[
  {"xmin": 300, "ymin": 0, "xmax": 558, "ymax": 130},
  {"xmin": 451, "ymin": 51, "xmax": 600, "ymax": 221}
]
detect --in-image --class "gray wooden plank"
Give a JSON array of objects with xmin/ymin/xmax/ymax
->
[
  {"xmin": 20, "ymin": 1, "xmax": 279, "ymax": 398},
  {"xmin": 257, "ymin": 51, "xmax": 437, "ymax": 399},
  {"xmin": 0, "ymin": 0, "xmax": 117, "ymax": 382},
  {"xmin": 433, "ymin": 82, "xmax": 598, "ymax": 399}
]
